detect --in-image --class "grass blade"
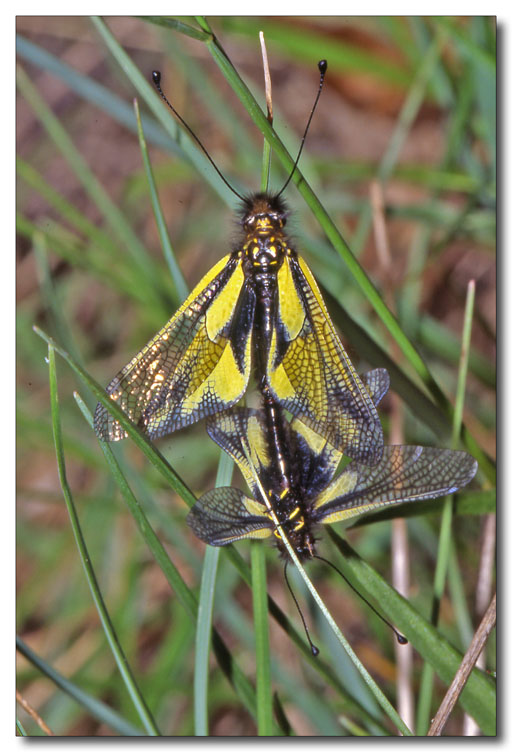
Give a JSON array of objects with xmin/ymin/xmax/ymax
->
[
  {"xmin": 194, "ymin": 452, "xmax": 234, "ymax": 736},
  {"xmin": 16, "ymin": 636, "xmax": 145, "ymax": 736},
  {"xmin": 327, "ymin": 531, "xmax": 495, "ymax": 736},
  {"xmin": 47, "ymin": 345, "xmax": 160, "ymax": 736},
  {"xmin": 416, "ymin": 280, "xmax": 477, "ymax": 733},
  {"xmin": 16, "ymin": 64, "xmax": 169, "ymax": 313},
  {"xmin": 34, "ymin": 326, "xmax": 196, "ymax": 508},
  {"xmin": 251, "ymin": 543, "xmax": 273, "ymax": 735},
  {"xmin": 133, "ymin": 98, "xmax": 188, "ymax": 304}
]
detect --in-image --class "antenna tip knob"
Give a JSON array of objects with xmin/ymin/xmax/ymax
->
[
  {"xmin": 152, "ymin": 70, "xmax": 161, "ymax": 85},
  {"xmin": 318, "ymin": 60, "xmax": 328, "ymax": 74},
  {"xmin": 397, "ymin": 634, "xmax": 408, "ymax": 645},
  {"xmin": 311, "ymin": 645, "xmax": 320, "ymax": 657}
]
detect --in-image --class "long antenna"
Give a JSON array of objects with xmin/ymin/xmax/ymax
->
[
  {"xmin": 284, "ymin": 560, "xmax": 319, "ymax": 657},
  {"xmin": 152, "ymin": 71, "xmax": 245, "ymax": 201},
  {"xmin": 314, "ymin": 555, "xmax": 408, "ymax": 645},
  {"xmin": 276, "ymin": 60, "xmax": 327, "ymax": 197}
]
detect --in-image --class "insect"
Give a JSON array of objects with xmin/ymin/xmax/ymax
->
[
  {"xmin": 94, "ymin": 63, "xmax": 384, "ymax": 464},
  {"xmin": 187, "ymin": 368, "xmax": 478, "ymax": 561}
]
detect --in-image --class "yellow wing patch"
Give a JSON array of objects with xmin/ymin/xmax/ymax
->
[
  {"xmin": 206, "ymin": 262, "xmax": 244, "ymax": 341},
  {"xmin": 277, "ymin": 260, "xmax": 305, "ymax": 340},
  {"xmin": 94, "ymin": 254, "xmax": 250, "ymax": 441},
  {"xmin": 268, "ymin": 255, "xmax": 384, "ymax": 463}
]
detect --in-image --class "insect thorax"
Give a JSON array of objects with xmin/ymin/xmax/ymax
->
[{"xmin": 240, "ymin": 193, "xmax": 293, "ymax": 274}]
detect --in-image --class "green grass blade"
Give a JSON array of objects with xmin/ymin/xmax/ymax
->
[
  {"xmin": 141, "ymin": 16, "xmax": 209, "ymax": 41},
  {"xmin": 47, "ymin": 345, "xmax": 160, "ymax": 736},
  {"xmin": 192, "ymin": 22, "xmax": 455, "ymax": 416},
  {"xmin": 16, "ymin": 64, "xmax": 168, "ymax": 312},
  {"xmin": 16, "ymin": 719, "xmax": 28, "ymax": 737},
  {"xmin": 34, "ymin": 326, "xmax": 196, "ymax": 508},
  {"xmin": 251, "ymin": 543, "xmax": 273, "ymax": 735},
  {"xmin": 194, "ymin": 452, "xmax": 234, "ymax": 736},
  {"xmin": 70, "ymin": 397, "xmax": 264, "ymax": 729},
  {"xmin": 326, "ymin": 531, "xmax": 495, "ymax": 735},
  {"xmin": 16, "ymin": 636, "xmax": 145, "ymax": 736},
  {"xmin": 72, "ymin": 392, "xmax": 197, "ymax": 620},
  {"xmin": 275, "ymin": 530, "xmax": 412, "ymax": 736},
  {"xmin": 16, "ymin": 34, "xmax": 183, "ymax": 156},
  {"xmin": 193, "ymin": 548, "xmax": 220, "ymax": 736},
  {"xmin": 134, "ymin": 98, "xmax": 189, "ymax": 304},
  {"xmin": 417, "ymin": 280, "xmax": 477, "ymax": 734},
  {"xmin": 351, "ymin": 28, "xmax": 447, "ymax": 256},
  {"xmin": 90, "ymin": 16, "xmax": 238, "ymax": 206}
]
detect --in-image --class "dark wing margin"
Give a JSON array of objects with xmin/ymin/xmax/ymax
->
[
  {"xmin": 187, "ymin": 487, "xmax": 272, "ymax": 545},
  {"xmin": 314, "ymin": 446, "xmax": 478, "ymax": 524},
  {"xmin": 94, "ymin": 254, "xmax": 253, "ymax": 441},
  {"xmin": 269, "ymin": 256, "xmax": 384, "ymax": 464}
]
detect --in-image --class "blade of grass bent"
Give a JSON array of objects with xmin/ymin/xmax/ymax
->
[
  {"xmin": 47, "ymin": 345, "xmax": 160, "ymax": 736},
  {"xmin": 72, "ymin": 392, "xmax": 263, "ymax": 726},
  {"xmin": 34, "ymin": 326, "xmax": 196, "ymax": 509},
  {"xmin": 73, "ymin": 392, "xmax": 197, "ymax": 619}
]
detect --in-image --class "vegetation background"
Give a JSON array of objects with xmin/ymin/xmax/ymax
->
[{"xmin": 17, "ymin": 16, "xmax": 495, "ymax": 736}]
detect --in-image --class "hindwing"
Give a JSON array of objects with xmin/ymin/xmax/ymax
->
[
  {"xmin": 314, "ymin": 446, "xmax": 478, "ymax": 525},
  {"xmin": 206, "ymin": 408, "xmax": 274, "ymax": 500},
  {"xmin": 187, "ymin": 486, "xmax": 272, "ymax": 545},
  {"xmin": 94, "ymin": 254, "xmax": 254, "ymax": 441}
]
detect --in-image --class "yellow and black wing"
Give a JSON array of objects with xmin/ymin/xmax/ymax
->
[
  {"xmin": 187, "ymin": 487, "xmax": 272, "ymax": 546},
  {"xmin": 94, "ymin": 254, "xmax": 254, "ymax": 441},
  {"xmin": 206, "ymin": 408, "xmax": 272, "ymax": 500},
  {"xmin": 268, "ymin": 255, "xmax": 384, "ymax": 464},
  {"xmin": 290, "ymin": 367, "xmax": 390, "ymax": 489},
  {"xmin": 313, "ymin": 446, "xmax": 478, "ymax": 525}
]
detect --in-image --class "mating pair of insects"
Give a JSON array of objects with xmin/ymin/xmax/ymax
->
[{"xmin": 94, "ymin": 63, "xmax": 477, "ymax": 571}]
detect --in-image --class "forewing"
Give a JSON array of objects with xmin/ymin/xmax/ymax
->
[
  {"xmin": 268, "ymin": 256, "xmax": 384, "ymax": 463},
  {"xmin": 314, "ymin": 446, "xmax": 478, "ymax": 525},
  {"xmin": 94, "ymin": 254, "xmax": 254, "ymax": 441},
  {"xmin": 187, "ymin": 487, "xmax": 271, "ymax": 545}
]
